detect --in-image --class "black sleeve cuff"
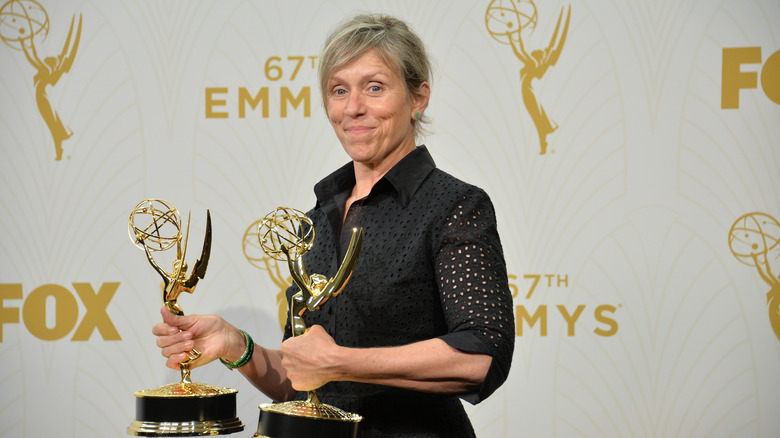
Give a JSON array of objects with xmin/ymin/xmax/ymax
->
[{"xmin": 439, "ymin": 331, "xmax": 511, "ymax": 404}]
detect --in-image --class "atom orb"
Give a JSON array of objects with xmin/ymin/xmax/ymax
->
[
  {"xmin": 128, "ymin": 199, "xmax": 183, "ymax": 252},
  {"xmin": 485, "ymin": 0, "xmax": 537, "ymax": 45},
  {"xmin": 258, "ymin": 207, "xmax": 314, "ymax": 262},
  {"xmin": 728, "ymin": 212, "xmax": 780, "ymax": 267},
  {"xmin": 0, "ymin": 0, "xmax": 49, "ymax": 50}
]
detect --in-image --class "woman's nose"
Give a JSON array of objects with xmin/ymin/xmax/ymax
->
[{"xmin": 344, "ymin": 93, "xmax": 366, "ymax": 117}]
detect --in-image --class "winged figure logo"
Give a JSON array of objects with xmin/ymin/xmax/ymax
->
[
  {"xmin": 486, "ymin": 1, "xmax": 570, "ymax": 155},
  {"xmin": 1, "ymin": 0, "xmax": 81, "ymax": 161}
]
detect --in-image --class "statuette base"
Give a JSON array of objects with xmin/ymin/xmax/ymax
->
[
  {"xmin": 128, "ymin": 382, "xmax": 243, "ymax": 436},
  {"xmin": 254, "ymin": 401, "xmax": 361, "ymax": 438}
]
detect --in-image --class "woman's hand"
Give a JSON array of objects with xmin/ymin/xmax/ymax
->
[
  {"xmin": 152, "ymin": 306, "xmax": 246, "ymax": 370},
  {"xmin": 279, "ymin": 325, "xmax": 342, "ymax": 391}
]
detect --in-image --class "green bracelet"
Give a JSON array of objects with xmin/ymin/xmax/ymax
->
[{"xmin": 219, "ymin": 330, "xmax": 254, "ymax": 370}]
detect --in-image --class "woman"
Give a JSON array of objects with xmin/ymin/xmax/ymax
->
[{"xmin": 154, "ymin": 14, "xmax": 514, "ymax": 437}]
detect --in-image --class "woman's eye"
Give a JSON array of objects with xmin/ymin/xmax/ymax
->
[{"xmin": 333, "ymin": 89, "xmax": 346, "ymax": 96}]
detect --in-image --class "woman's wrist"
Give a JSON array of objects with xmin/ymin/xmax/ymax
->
[
  {"xmin": 325, "ymin": 344, "xmax": 351, "ymax": 382},
  {"xmin": 219, "ymin": 329, "xmax": 253, "ymax": 370}
]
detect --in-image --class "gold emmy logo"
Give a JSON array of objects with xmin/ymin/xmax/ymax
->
[
  {"xmin": 0, "ymin": 0, "xmax": 81, "ymax": 161},
  {"xmin": 729, "ymin": 213, "xmax": 780, "ymax": 341},
  {"xmin": 485, "ymin": 0, "xmax": 570, "ymax": 155},
  {"xmin": 242, "ymin": 218, "xmax": 292, "ymax": 332}
]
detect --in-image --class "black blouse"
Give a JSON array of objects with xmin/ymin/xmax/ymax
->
[{"xmin": 283, "ymin": 146, "xmax": 514, "ymax": 437}]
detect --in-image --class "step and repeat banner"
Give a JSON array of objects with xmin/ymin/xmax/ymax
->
[{"xmin": 1, "ymin": 0, "xmax": 779, "ymax": 436}]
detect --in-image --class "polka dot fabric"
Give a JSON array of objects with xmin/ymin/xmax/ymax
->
[{"xmin": 281, "ymin": 147, "xmax": 514, "ymax": 437}]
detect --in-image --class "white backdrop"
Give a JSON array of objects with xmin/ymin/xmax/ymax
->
[{"xmin": 1, "ymin": 0, "xmax": 779, "ymax": 437}]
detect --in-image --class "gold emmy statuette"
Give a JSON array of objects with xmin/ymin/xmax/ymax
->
[
  {"xmin": 253, "ymin": 207, "xmax": 363, "ymax": 438},
  {"xmin": 127, "ymin": 199, "xmax": 244, "ymax": 436}
]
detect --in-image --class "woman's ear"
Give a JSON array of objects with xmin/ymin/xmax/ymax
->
[{"xmin": 412, "ymin": 81, "xmax": 431, "ymax": 115}]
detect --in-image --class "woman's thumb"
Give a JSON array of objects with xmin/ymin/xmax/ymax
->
[{"xmin": 160, "ymin": 306, "xmax": 190, "ymax": 329}]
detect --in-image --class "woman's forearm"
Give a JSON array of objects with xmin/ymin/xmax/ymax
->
[
  {"xmin": 237, "ymin": 345, "xmax": 298, "ymax": 402},
  {"xmin": 332, "ymin": 338, "xmax": 491, "ymax": 394},
  {"xmin": 279, "ymin": 326, "xmax": 491, "ymax": 395}
]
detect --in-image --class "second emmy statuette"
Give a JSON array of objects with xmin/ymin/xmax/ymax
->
[
  {"xmin": 127, "ymin": 199, "xmax": 244, "ymax": 436},
  {"xmin": 253, "ymin": 207, "xmax": 364, "ymax": 438}
]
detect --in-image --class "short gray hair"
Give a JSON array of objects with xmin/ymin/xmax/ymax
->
[{"xmin": 318, "ymin": 14, "xmax": 432, "ymax": 138}]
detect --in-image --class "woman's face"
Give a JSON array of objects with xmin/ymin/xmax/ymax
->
[{"xmin": 325, "ymin": 49, "xmax": 429, "ymax": 171}]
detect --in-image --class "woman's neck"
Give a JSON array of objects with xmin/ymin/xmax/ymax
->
[
  {"xmin": 351, "ymin": 144, "xmax": 415, "ymax": 199},
  {"xmin": 343, "ymin": 144, "xmax": 415, "ymax": 223}
]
